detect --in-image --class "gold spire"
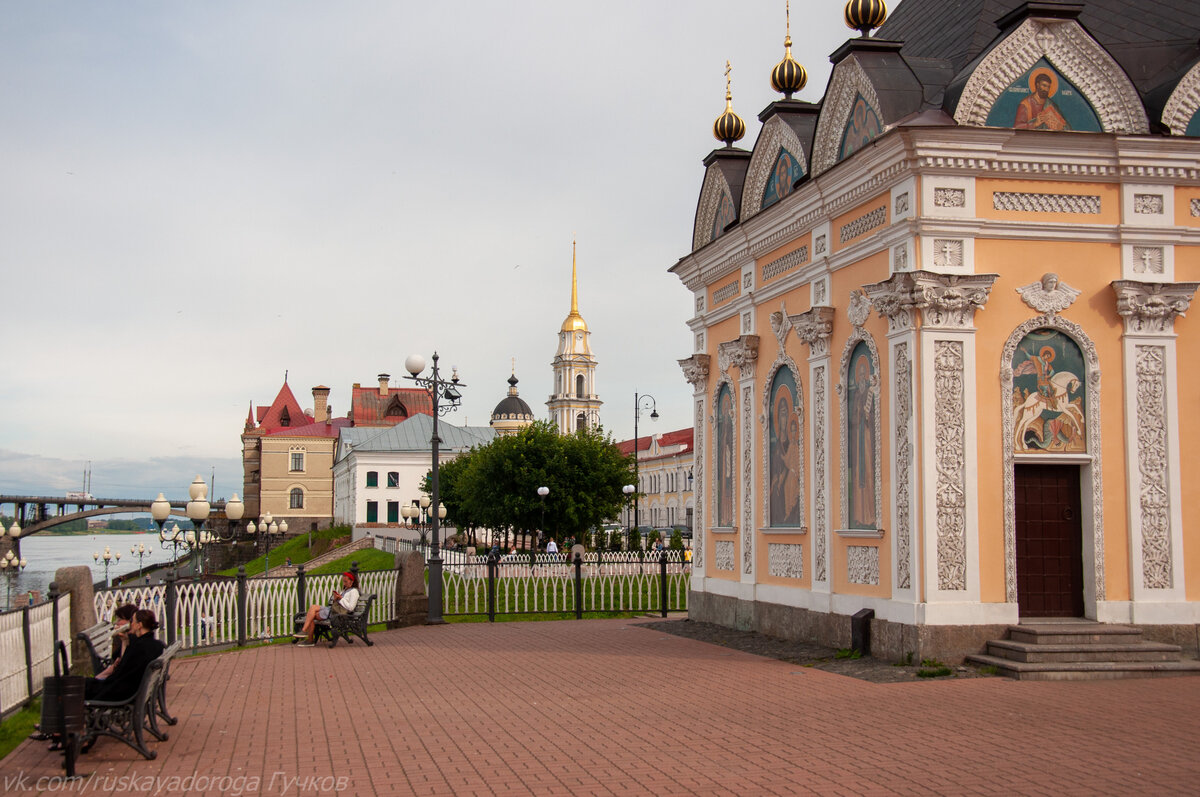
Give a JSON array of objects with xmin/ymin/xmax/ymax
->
[
  {"xmin": 771, "ymin": 1, "xmax": 808, "ymax": 98},
  {"xmin": 560, "ymin": 238, "xmax": 588, "ymax": 332}
]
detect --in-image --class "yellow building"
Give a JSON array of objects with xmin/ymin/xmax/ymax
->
[{"xmin": 673, "ymin": 0, "xmax": 1200, "ymax": 663}]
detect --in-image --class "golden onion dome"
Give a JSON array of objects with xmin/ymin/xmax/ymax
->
[
  {"xmin": 771, "ymin": 35, "xmax": 808, "ymax": 98},
  {"xmin": 844, "ymin": 0, "xmax": 888, "ymax": 37},
  {"xmin": 713, "ymin": 60, "xmax": 746, "ymax": 146}
]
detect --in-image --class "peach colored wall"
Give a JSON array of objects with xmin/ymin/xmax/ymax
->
[
  {"xmin": 759, "ymin": 236, "xmax": 813, "ymax": 289},
  {"xmin": 977, "ymin": 179, "xmax": 1120, "ymax": 226},
  {"xmin": 1175, "ymin": 244, "xmax": 1200, "ymax": 599},
  {"xmin": 1174, "ymin": 186, "xmax": 1200, "ymax": 229}
]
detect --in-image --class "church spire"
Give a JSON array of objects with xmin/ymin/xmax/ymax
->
[{"xmin": 560, "ymin": 238, "xmax": 588, "ymax": 332}]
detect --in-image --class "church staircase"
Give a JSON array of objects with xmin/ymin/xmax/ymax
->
[{"xmin": 967, "ymin": 621, "xmax": 1200, "ymax": 681}]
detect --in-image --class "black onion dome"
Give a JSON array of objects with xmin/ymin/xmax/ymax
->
[
  {"xmin": 713, "ymin": 62, "xmax": 746, "ymax": 146},
  {"xmin": 771, "ymin": 36, "xmax": 808, "ymax": 98},
  {"xmin": 491, "ymin": 374, "xmax": 533, "ymax": 421},
  {"xmin": 844, "ymin": 0, "xmax": 888, "ymax": 37}
]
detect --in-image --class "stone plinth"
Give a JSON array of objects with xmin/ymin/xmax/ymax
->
[
  {"xmin": 389, "ymin": 551, "xmax": 428, "ymax": 628},
  {"xmin": 55, "ymin": 566, "xmax": 97, "ymax": 673}
]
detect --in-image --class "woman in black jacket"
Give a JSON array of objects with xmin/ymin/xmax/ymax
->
[{"xmin": 85, "ymin": 609, "xmax": 164, "ymax": 702}]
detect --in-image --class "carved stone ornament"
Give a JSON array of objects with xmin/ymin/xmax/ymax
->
[
  {"xmin": 815, "ymin": 235, "xmax": 827, "ymax": 255},
  {"xmin": 769, "ymin": 301, "xmax": 792, "ymax": 348},
  {"xmin": 693, "ymin": 166, "xmax": 735, "ymax": 252},
  {"xmin": 789, "ymin": 306, "xmax": 835, "ymax": 359},
  {"xmin": 1161, "ymin": 61, "xmax": 1200, "ymax": 137},
  {"xmin": 1017, "ymin": 273, "xmax": 1081, "ymax": 315},
  {"xmin": 864, "ymin": 274, "xmax": 917, "ymax": 335},
  {"xmin": 847, "ymin": 545, "xmax": 880, "ymax": 586},
  {"xmin": 767, "ymin": 543, "xmax": 804, "ymax": 579},
  {"xmin": 953, "ymin": 17, "xmax": 1149, "ymax": 134},
  {"xmin": 693, "ymin": 399, "xmax": 705, "ymax": 570},
  {"xmin": 910, "ymin": 271, "xmax": 998, "ymax": 330},
  {"xmin": 813, "ymin": 365, "xmax": 827, "ymax": 582},
  {"xmin": 678, "ymin": 354, "xmax": 711, "ymax": 388},
  {"xmin": 742, "ymin": 384, "xmax": 754, "ymax": 575},
  {"xmin": 934, "ymin": 340, "xmax": 967, "ymax": 591},
  {"xmin": 894, "ymin": 342, "xmax": 913, "ymax": 590},
  {"xmin": 812, "ymin": 55, "xmax": 885, "ymax": 174},
  {"xmin": 1135, "ymin": 344, "xmax": 1172, "ymax": 589},
  {"xmin": 847, "ymin": 290, "xmax": 871, "ymax": 327},
  {"xmin": 1112, "ymin": 281, "xmax": 1198, "ymax": 335},
  {"xmin": 1132, "ymin": 246, "xmax": 1165, "ymax": 275},
  {"xmin": 742, "ymin": 115, "xmax": 810, "ymax": 217},
  {"xmin": 717, "ymin": 335, "xmax": 760, "ymax": 376},
  {"xmin": 714, "ymin": 540, "xmax": 735, "ymax": 571}
]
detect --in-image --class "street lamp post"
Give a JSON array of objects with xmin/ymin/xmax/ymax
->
[
  {"xmin": 247, "ymin": 511, "xmax": 285, "ymax": 575},
  {"xmin": 1, "ymin": 547, "xmax": 28, "ymax": 610},
  {"xmin": 185, "ymin": 476, "xmax": 211, "ymax": 576},
  {"xmin": 622, "ymin": 484, "xmax": 635, "ymax": 549},
  {"xmin": 92, "ymin": 546, "xmax": 120, "ymax": 589},
  {"xmin": 631, "ymin": 393, "xmax": 658, "ymax": 543},
  {"xmin": 404, "ymin": 352, "xmax": 464, "ymax": 625},
  {"xmin": 130, "ymin": 542, "xmax": 152, "ymax": 577},
  {"xmin": 537, "ymin": 486, "xmax": 549, "ymax": 544}
]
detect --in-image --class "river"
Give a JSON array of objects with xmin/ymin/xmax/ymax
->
[{"xmin": 5, "ymin": 532, "xmax": 178, "ymax": 604}]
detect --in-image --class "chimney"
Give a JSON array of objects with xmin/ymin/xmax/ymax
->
[
  {"xmin": 312, "ymin": 386, "xmax": 330, "ymax": 425},
  {"xmin": 378, "ymin": 373, "xmax": 390, "ymax": 396}
]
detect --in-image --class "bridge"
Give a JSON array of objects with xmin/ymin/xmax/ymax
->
[{"xmin": 0, "ymin": 494, "xmax": 237, "ymax": 539}]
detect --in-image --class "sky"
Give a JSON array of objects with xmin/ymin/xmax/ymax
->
[{"xmin": 0, "ymin": 1, "xmax": 881, "ymax": 501}]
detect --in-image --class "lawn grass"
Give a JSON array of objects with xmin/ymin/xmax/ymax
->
[
  {"xmin": 306, "ymin": 548, "xmax": 395, "ymax": 575},
  {"xmin": 0, "ymin": 698, "xmax": 41, "ymax": 762},
  {"xmin": 217, "ymin": 526, "xmax": 353, "ymax": 577}
]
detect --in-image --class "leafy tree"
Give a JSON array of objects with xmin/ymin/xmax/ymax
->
[{"xmin": 669, "ymin": 529, "xmax": 684, "ymax": 551}]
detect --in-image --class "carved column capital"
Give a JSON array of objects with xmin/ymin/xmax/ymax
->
[
  {"xmin": 1112, "ymin": 280, "xmax": 1199, "ymax": 335},
  {"xmin": 678, "ymin": 354, "xmax": 711, "ymax": 388},
  {"xmin": 788, "ymin": 306, "xmax": 835, "ymax": 359},
  {"xmin": 910, "ymin": 271, "xmax": 998, "ymax": 330},
  {"xmin": 717, "ymin": 335, "xmax": 759, "ymax": 376},
  {"xmin": 864, "ymin": 273, "xmax": 918, "ymax": 334}
]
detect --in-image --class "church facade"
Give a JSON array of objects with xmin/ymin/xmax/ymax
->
[{"xmin": 673, "ymin": 0, "xmax": 1200, "ymax": 660}]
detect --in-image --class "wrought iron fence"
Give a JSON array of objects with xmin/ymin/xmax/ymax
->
[{"xmin": 0, "ymin": 589, "xmax": 72, "ymax": 717}]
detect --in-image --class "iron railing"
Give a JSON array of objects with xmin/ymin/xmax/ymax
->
[{"xmin": 0, "ymin": 587, "xmax": 72, "ymax": 717}]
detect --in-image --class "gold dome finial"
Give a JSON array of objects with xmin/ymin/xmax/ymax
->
[
  {"xmin": 560, "ymin": 237, "xmax": 588, "ymax": 333},
  {"xmin": 771, "ymin": 1, "xmax": 808, "ymax": 99},
  {"xmin": 844, "ymin": 0, "xmax": 887, "ymax": 37},
  {"xmin": 713, "ymin": 60, "xmax": 746, "ymax": 146}
]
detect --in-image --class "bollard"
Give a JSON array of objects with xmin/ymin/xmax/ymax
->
[
  {"xmin": 851, "ymin": 607, "xmax": 874, "ymax": 657},
  {"xmin": 486, "ymin": 553, "xmax": 498, "ymax": 623},
  {"xmin": 164, "ymin": 572, "xmax": 178, "ymax": 645},
  {"xmin": 573, "ymin": 553, "xmax": 583, "ymax": 619},
  {"xmin": 296, "ymin": 565, "xmax": 307, "ymax": 616},
  {"xmin": 236, "ymin": 566, "xmax": 247, "ymax": 647}
]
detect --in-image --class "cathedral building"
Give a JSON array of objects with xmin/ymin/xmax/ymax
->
[
  {"xmin": 547, "ymin": 242, "xmax": 603, "ymax": 433},
  {"xmin": 673, "ymin": 0, "xmax": 1200, "ymax": 663}
]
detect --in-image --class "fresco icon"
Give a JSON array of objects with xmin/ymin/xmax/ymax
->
[
  {"xmin": 985, "ymin": 58, "xmax": 1101, "ymax": 132},
  {"xmin": 1011, "ymin": 329, "xmax": 1087, "ymax": 453},
  {"xmin": 768, "ymin": 368, "xmax": 801, "ymax": 527},
  {"xmin": 847, "ymin": 343, "xmax": 877, "ymax": 529},
  {"xmin": 839, "ymin": 94, "xmax": 883, "ymax": 160},
  {"xmin": 711, "ymin": 192, "xmax": 736, "ymax": 241},
  {"xmin": 762, "ymin": 148, "xmax": 804, "ymax": 209}
]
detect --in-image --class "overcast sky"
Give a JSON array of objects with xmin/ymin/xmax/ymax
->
[{"xmin": 1, "ymin": 1, "xmax": 881, "ymax": 501}]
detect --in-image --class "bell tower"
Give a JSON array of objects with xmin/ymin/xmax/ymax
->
[{"xmin": 547, "ymin": 241, "xmax": 602, "ymax": 433}]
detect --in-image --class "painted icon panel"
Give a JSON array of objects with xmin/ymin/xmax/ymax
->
[
  {"xmin": 1011, "ymin": 329, "xmax": 1087, "ymax": 453},
  {"xmin": 769, "ymin": 368, "xmax": 802, "ymax": 527},
  {"xmin": 985, "ymin": 59, "xmax": 1101, "ymax": 132},
  {"xmin": 839, "ymin": 94, "xmax": 883, "ymax": 160},
  {"xmin": 711, "ymin": 192, "xmax": 735, "ymax": 241},
  {"xmin": 1186, "ymin": 109, "xmax": 1200, "ymax": 137},
  {"xmin": 716, "ymin": 385, "xmax": 735, "ymax": 527},
  {"xmin": 847, "ymin": 342, "xmax": 877, "ymax": 529},
  {"xmin": 762, "ymin": 148, "xmax": 805, "ymax": 209}
]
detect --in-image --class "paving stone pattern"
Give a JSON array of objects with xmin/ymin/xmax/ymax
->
[{"xmin": 7, "ymin": 618, "xmax": 1200, "ymax": 795}]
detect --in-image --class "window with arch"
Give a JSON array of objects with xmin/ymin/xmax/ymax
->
[
  {"xmin": 290, "ymin": 450, "xmax": 305, "ymax": 473},
  {"xmin": 289, "ymin": 488, "xmax": 304, "ymax": 510},
  {"xmin": 846, "ymin": 342, "xmax": 877, "ymax": 529},
  {"xmin": 575, "ymin": 374, "xmax": 585, "ymax": 398},
  {"xmin": 716, "ymin": 384, "xmax": 734, "ymax": 527},
  {"xmin": 768, "ymin": 367, "xmax": 802, "ymax": 527},
  {"xmin": 576, "ymin": 412, "xmax": 585, "ymax": 432}
]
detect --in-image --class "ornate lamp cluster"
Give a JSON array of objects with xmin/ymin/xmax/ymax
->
[
  {"xmin": 150, "ymin": 476, "xmax": 245, "ymax": 578},
  {"xmin": 1, "ymin": 520, "xmax": 27, "ymax": 609}
]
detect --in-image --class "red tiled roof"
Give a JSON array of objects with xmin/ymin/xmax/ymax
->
[
  {"xmin": 617, "ymin": 427, "xmax": 693, "ymax": 457},
  {"xmin": 616, "ymin": 436, "xmax": 653, "ymax": 456},
  {"xmin": 256, "ymin": 381, "xmax": 308, "ymax": 433},
  {"xmin": 265, "ymin": 416, "xmax": 352, "ymax": 439},
  {"xmin": 351, "ymin": 385, "xmax": 433, "ymax": 426}
]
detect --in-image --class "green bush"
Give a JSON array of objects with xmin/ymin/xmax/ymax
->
[{"xmin": 668, "ymin": 530, "xmax": 684, "ymax": 551}]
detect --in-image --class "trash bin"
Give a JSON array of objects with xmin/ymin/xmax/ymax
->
[{"xmin": 40, "ymin": 641, "xmax": 86, "ymax": 777}]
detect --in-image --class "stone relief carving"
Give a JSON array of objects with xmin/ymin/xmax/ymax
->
[
  {"xmin": 696, "ymin": 295, "xmax": 705, "ymax": 313},
  {"xmin": 813, "ymin": 365, "xmax": 827, "ymax": 582},
  {"xmin": 1017, "ymin": 273, "xmax": 1081, "ymax": 315},
  {"xmin": 761, "ymin": 246, "xmax": 809, "ymax": 282},
  {"xmin": 953, "ymin": 17, "xmax": 1149, "ymax": 134},
  {"xmin": 1112, "ymin": 281, "xmax": 1198, "ymax": 335},
  {"xmin": 1132, "ymin": 246, "xmax": 1165, "ymax": 275},
  {"xmin": 932, "ymin": 239, "xmax": 965, "ymax": 270},
  {"xmin": 742, "ymin": 115, "xmax": 810, "ymax": 217},
  {"xmin": 815, "ymin": 235, "xmax": 827, "ymax": 255},
  {"xmin": 813, "ymin": 279, "xmax": 827, "ymax": 305},
  {"xmin": 895, "ymin": 343, "xmax": 913, "ymax": 590},
  {"xmin": 1161, "ymin": 61, "xmax": 1200, "ymax": 137},
  {"xmin": 714, "ymin": 540, "xmax": 735, "ymax": 572},
  {"xmin": 895, "ymin": 192, "xmax": 910, "ymax": 216},
  {"xmin": 743, "ymin": 384, "xmax": 754, "ymax": 575},
  {"xmin": 934, "ymin": 187, "xmax": 966, "ymax": 208},
  {"xmin": 694, "ymin": 399, "xmax": 705, "ymax": 569},
  {"xmin": 847, "ymin": 290, "xmax": 871, "ymax": 327},
  {"xmin": 847, "ymin": 545, "xmax": 880, "ymax": 586},
  {"xmin": 696, "ymin": 332, "xmax": 705, "ymax": 351},
  {"xmin": 812, "ymin": 55, "xmax": 885, "ymax": 174},
  {"xmin": 790, "ymin": 306, "xmax": 836, "ymax": 359},
  {"xmin": 1133, "ymin": 194, "xmax": 1164, "ymax": 215},
  {"xmin": 893, "ymin": 244, "xmax": 908, "ymax": 271},
  {"xmin": 743, "ymin": 272, "xmax": 753, "ymax": 290},
  {"xmin": 1193, "ymin": 199, "xmax": 1200, "ymax": 218},
  {"xmin": 743, "ymin": 312, "xmax": 753, "ymax": 334},
  {"xmin": 717, "ymin": 335, "xmax": 760, "ymax": 377},
  {"xmin": 993, "ymin": 192, "xmax": 1101, "ymax": 214},
  {"xmin": 910, "ymin": 272, "xmax": 997, "ymax": 330},
  {"xmin": 693, "ymin": 165, "xmax": 735, "ymax": 252},
  {"xmin": 840, "ymin": 206, "xmax": 888, "ymax": 244},
  {"xmin": 1000, "ymin": 314, "xmax": 1104, "ymax": 603},
  {"xmin": 934, "ymin": 340, "xmax": 967, "ymax": 591},
  {"xmin": 837, "ymin": 326, "xmax": 883, "ymax": 537},
  {"xmin": 678, "ymin": 354, "xmax": 711, "ymax": 389},
  {"xmin": 1135, "ymin": 345, "xmax": 1172, "ymax": 589},
  {"xmin": 713, "ymin": 279, "xmax": 740, "ymax": 305},
  {"xmin": 767, "ymin": 543, "xmax": 804, "ymax": 579},
  {"xmin": 769, "ymin": 301, "xmax": 792, "ymax": 348}
]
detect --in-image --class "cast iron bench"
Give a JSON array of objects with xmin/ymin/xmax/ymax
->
[
  {"xmin": 81, "ymin": 645, "xmax": 173, "ymax": 760},
  {"xmin": 292, "ymin": 593, "xmax": 376, "ymax": 648},
  {"xmin": 77, "ymin": 621, "xmax": 117, "ymax": 675}
]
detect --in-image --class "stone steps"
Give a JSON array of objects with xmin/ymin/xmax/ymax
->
[{"xmin": 966, "ymin": 621, "xmax": 1200, "ymax": 681}]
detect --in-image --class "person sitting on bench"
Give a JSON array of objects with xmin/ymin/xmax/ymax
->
[
  {"xmin": 95, "ymin": 603, "xmax": 138, "ymax": 680},
  {"xmin": 85, "ymin": 609, "xmax": 164, "ymax": 701},
  {"xmin": 296, "ymin": 572, "xmax": 359, "ymax": 647}
]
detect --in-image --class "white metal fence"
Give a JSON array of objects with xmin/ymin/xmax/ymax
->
[{"xmin": 0, "ymin": 595, "xmax": 72, "ymax": 716}]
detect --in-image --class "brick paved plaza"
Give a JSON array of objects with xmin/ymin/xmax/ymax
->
[{"xmin": 6, "ymin": 618, "xmax": 1199, "ymax": 795}]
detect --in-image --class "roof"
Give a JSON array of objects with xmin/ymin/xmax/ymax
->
[
  {"xmin": 616, "ymin": 427, "xmax": 693, "ymax": 457},
  {"xmin": 350, "ymin": 385, "xmax": 433, "ymax": 426},
  {"xmin": 255, "ymin": 381, "xmax": 308, "ymax": 433},
  {"xmin": 337, "ymin": 414, "xmax": 496, "ymax": 461},
  {"xmin": 265, "ymin": 417, "xmax": 352, "ymax": 440}
]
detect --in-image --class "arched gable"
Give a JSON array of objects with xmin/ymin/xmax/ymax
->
[
  {"xmin": 693, "ymin": 166, "xmax": 735, "ymax": 251},
  {"xmin": 1162, "ymin": 60, "xmax": 1200, "ymax": 136},
  {"xmin": 742, "ymin": 115, "xmax": 809, "ymax": 217},
  {"xmin": 954, "ymin": 16, "xmax": 1148, "ymax": 134},
  {"xmin": 812, "ymin": 56, "xmax": 885, "ymax": 175}
]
